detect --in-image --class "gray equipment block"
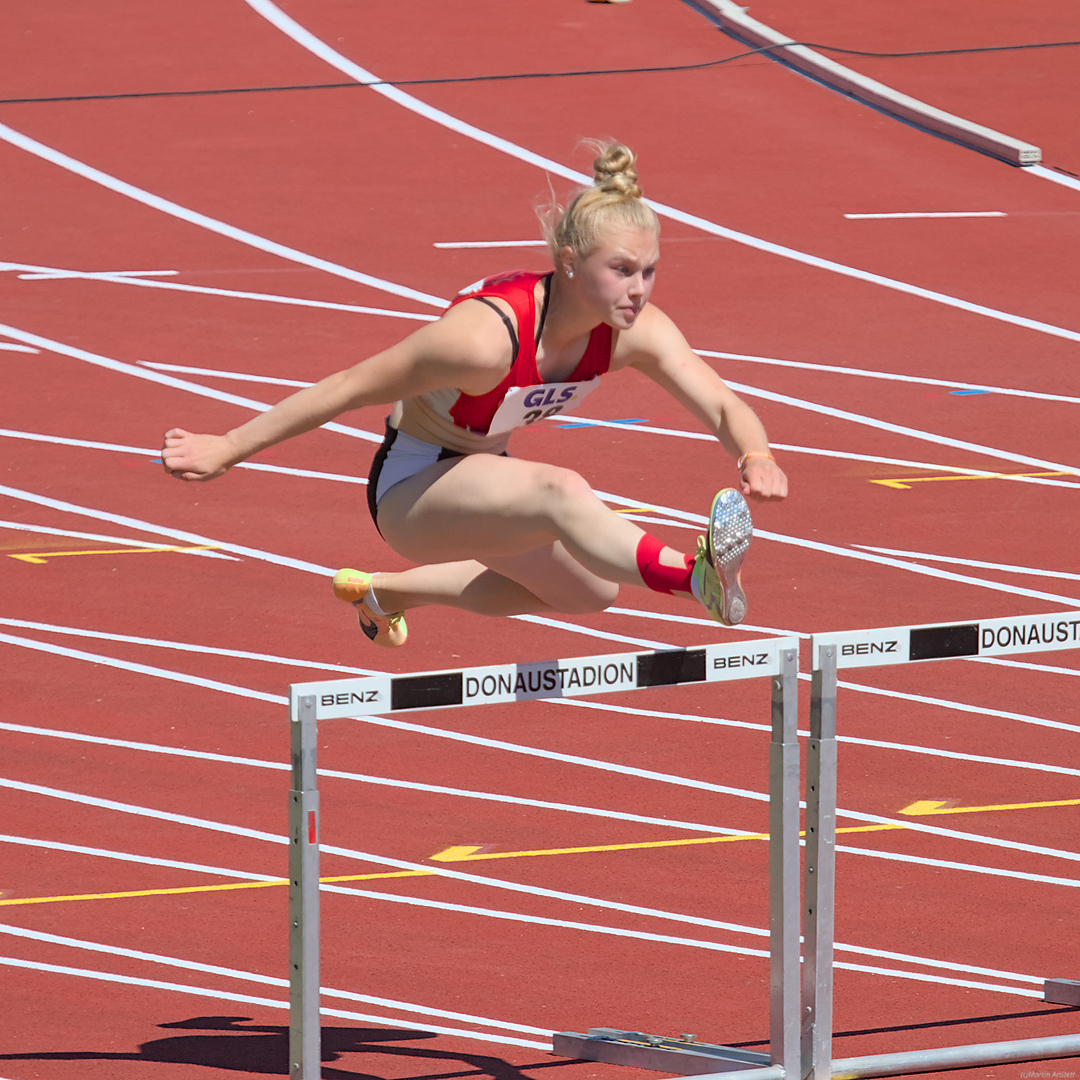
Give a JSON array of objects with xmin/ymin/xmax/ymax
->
[
  {"xmin": 1045, "ymin": 979, "xmax": 1080, "ymax": 1006},
  {"xmin": 552, "ymin": 1029, "xmax": 771, "ymax": 1075}
]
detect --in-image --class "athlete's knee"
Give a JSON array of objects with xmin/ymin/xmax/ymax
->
[{"xmin": 531, "ymin": 463, "xmax": 595, "ymax": 515}]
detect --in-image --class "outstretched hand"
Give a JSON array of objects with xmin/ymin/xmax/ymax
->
[
  {"xmin": 739, "ymin": 458, "xmax": 788, "ymax": 502},
  {"xmin": 161, "ymin": 428, "xmax": 235, "ymax": 482}
]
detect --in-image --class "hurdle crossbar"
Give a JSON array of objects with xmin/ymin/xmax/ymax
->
[
  {"xmin": 800, "ymin": 610, "xmax": 1080, "ymax": 1080},
  {"xmin": 288, "ymin": 636, "xmax": 799, "ymax": 1079}
]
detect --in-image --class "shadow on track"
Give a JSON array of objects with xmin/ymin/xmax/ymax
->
[{"xmin": 0, "ymin": 1014, "xmax": 585, "ymax": 1078}]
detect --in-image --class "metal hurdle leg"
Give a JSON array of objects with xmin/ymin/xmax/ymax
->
[
  {"xmin": 289, "ymin": 694, "xmax": 321, "ymax": 1078},
  {"xmin": 802, "ymin": 645, "xmax": 837, "ymax": 1080},
  {"xmin": 769, "ymin": 644, "xmax": 802, "ymax": 1076}
]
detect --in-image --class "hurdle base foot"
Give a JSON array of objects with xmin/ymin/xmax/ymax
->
[
  {"xmin": 1045, "ymin": 979, "xmax": 1080, "ymax": 1006},
  {"xmin": 552, "ymin": 1029, "xmax": 772, "ymax": 1075}
]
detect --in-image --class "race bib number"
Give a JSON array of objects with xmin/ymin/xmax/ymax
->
[{"xmin": 486, "ymin": 379, "xmax": 600, "ymax": 437}]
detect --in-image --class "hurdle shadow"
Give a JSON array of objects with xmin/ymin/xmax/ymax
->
[{"xmin": 0, "ymin": 1015, "xmax": 586, "ymax": 1078}]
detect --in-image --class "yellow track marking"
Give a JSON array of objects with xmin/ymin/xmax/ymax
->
[
  {"xmin": 0, "ymin": 869, "xmax": 426, "ymax": 907},
  {"xmin": 613, "ymin": 507, "xmax": 655, "ymax": 515},
  {"xmin": 430, "ymin": 845, "xmax": 486, "ymax": 861},
  {"xmin": 9, "ymin": 545, "xmax": 220, "ymax": 564},
  {"xmin": 901, "ymin": 797, "xmax": 1080, "ymax": 816},
  {"xmin": 9, "ymin": 799, "xmax": 1069, "ymax": 908},
  {"xmin": 871, "ymin": 470, "xmax": 1071, "ymax": 491},
  {"xmin": 430, "ymin": 822, "xmax": 905, "ymax": 863}
]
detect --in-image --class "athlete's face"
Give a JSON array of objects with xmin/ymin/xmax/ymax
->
[{"xmin": 573, "ymin": 224, "xmax": 659, "ymax": 330}]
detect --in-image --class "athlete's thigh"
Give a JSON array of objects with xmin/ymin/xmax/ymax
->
[
  {"xmin": 377, "ymin": 453, "xmax": 579, "ymax": 563},
  {"xmin": 484, "ymin": 543, "xmax": 619, "ymax": 613}
]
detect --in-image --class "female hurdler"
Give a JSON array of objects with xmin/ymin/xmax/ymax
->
[{"xmin": 162, "ymin": 143, "xmax": 788, "ymax": 648}]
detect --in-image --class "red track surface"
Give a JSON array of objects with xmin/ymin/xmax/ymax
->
[{"xmin": 1, "ymin": 2, "xmax": 1078, "ymax": 1079}]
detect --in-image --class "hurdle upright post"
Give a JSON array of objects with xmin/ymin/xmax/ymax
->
[
  {"xmin": 801, "ymin": 643, "xmax": 837, "ymax": 1080},
  {"xmin": 769, "ymin": 644, "xmax": 802, "ymax": 1076},
  {"xmin": 289, "ymin": 693, "xmax": 321, "ymax": 1078}
]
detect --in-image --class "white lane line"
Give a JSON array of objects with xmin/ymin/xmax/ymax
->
[
  {"xmin": 351, "ymin": 716, "xmax": 1080, "ymax": 864},
  {"xmin": 0, "ymin": 427, "xmax": 368, "ymax": 484},
  {"xmin": 853, "ymin": 544, "xmax": 1080, "ymax": 582},
  {"xmin": 0, "ymin": 518, "xmax": 237, "ymax": 561},
  {"xmin": 0, "ymin": 630, "xmax": 284, "ymax": 705},
  {"xmin": 0, "ymin": 924, "xmax": 552, "ymax": 1037},
  {"xmin": 0, "ymin": 342, "xmax": 39, "ymax": 353},
  {"xmin": 0, "ymin": 124, "xmax": 446, "ymax": 309},
  {"xmin": 698, "ymin": 349, "xmax": 1080, "ymax": 407},
  {"xmin": 1028, "ymin": 165, "xmax": 1080, "ymax": 194},
  {"xmin": 567, "ymin": 417, "xmax": 1080, "ymax": 490},
  {"xmin": 433, "ymin": 240, "xmax": 547, "ymax": 249},
  {"xmin": 724, "ymin": 378, "xmax": 1080, "ymax": 476},
  {"xmin": 547, "ymin": 697, "xmax": 1080, "ymax": 775},
  {"xmin": 138, "ymin": 361, "xmax": 311, "ymax": 386},
  {"xmin": 0, "ymin": 834, "xmax": 281, "ymax": 881},
  {"xmin": 972, "ymin": 656, "xmax": 1080, "ymax": 679},
  {"xmin": 0, "ymin": 483, "xmax": 335, "ymax": 575},
  {"xmin": 245, "ymin": 0, "xmax": 1080, "ymax": 346},
  {"xmin": 0, "ymin": 957, "xmax": 550, "ymax": 1049},
  {"xmin": 594, "ymin": 489, "xmax": 1080, "ymax": 608},
  {"xmin": 513, "ymin": 612, "xmax": 670, "ymax": 651},
  {"xmin": 1, "ymin": 260, "xmax": 435, "ymax": 321},
  {"xmin": 324, "ymin": 882, "xmax": 1040, "ymax": 996},
  {"xmin": 0, "ymin": 776, "xmax": 1050, "ymax": 991},
  {"xmin": 18, "ymin": 268, "xmax": 179, "ymax": 280},
  {"xmin": 838, "ymin": 844, "xmax": 1080, "ymax": 892},
  {"xmin": 0, "ymin": 617, "xmax": 378, "ymax": 675},
  {"xmin": 0, "ymin": 724, "xmax": 751, "ymax": 837},
  {"xmin": 756, "ymin": 531, "xmax": 1080, "ymax": 607},
  {"xmin": 844, "ymin": 212, "xmax": 1006, "ymax": 220},
  {"xmin": 832, "ymin": 678, "xmax": 1079, "ymax": 736},
  {"xmin": 0, "ymin": 320, "xmax": 381, "ymax": 444}
]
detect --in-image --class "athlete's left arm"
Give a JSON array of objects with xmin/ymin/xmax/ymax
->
[{"xmin": 618, "ymin": 306, "xmax": 788, "ymax": 501}]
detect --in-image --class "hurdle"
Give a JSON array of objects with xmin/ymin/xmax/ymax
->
[
  {"xmin": 287, "ymin": 636, "xmax": 800, "ymax": 1079},
  {"xmin": 793, "ymin": 610, "xmax": 1080, "ymax": 1080}
]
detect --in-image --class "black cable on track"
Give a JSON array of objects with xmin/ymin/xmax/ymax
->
[{"xmin": 1, "ymin": 38, "xmax": 1078, "ymax": 108}]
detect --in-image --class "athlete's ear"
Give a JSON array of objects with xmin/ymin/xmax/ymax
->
[{"xmin": 558, "ymin": 246, "xmax": 575, "ymax": 280}]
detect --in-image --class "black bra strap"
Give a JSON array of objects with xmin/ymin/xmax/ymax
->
[
  {"xmin": 471, "ymin": 296, "xmax": 519, "ymax": 361},
  {"xmin": 535, "ymin": 273, "xmax": 552, "ymax": 346}
]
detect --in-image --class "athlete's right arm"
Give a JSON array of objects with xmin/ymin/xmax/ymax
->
[{"xmin": 161, "ymin": 302, "xmax": 511, "ymax": 482}]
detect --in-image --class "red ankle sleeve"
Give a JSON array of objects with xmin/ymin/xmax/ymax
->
[{"xmin": 635, "ymin": 534, "xmax": 694, "ymax": 595}]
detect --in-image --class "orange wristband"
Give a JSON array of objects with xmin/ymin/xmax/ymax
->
[{"xmin": 737, "ymin": 450, "xmax": 776, "ymax": 471}]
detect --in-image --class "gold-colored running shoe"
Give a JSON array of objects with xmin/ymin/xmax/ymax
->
[
  {"xmin": 689, "ymin": 488, "xmax": 752, "ymax": 626},
  {"xmin": 332, "ymin": 569, "xmax": 407, "ymax": 648}
]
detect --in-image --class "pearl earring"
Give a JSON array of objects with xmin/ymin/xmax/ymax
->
[{"xmin": 567, "ymin": 269, "xmax": 574, "ymax": 279}]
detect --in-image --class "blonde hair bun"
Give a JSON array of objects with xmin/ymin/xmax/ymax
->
[
  {"xmin": 592, "ymin": 143, "xmax": 642, "ymax": 198},
  {"xmin": 540, "ymin": 139, "xmax": 659, "ymax": 259}
]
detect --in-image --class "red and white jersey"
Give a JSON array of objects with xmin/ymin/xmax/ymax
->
[{"xmin": 398, "ymin": 270, "xmax": 614, "ymax": 454}]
